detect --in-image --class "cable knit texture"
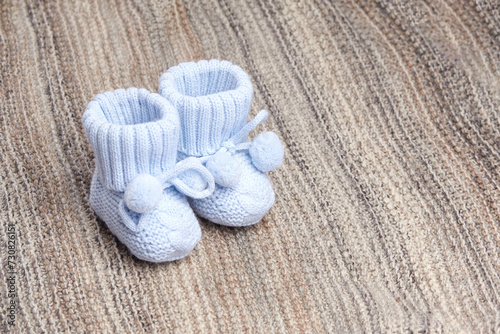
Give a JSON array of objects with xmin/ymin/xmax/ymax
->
[
  {"xmin": 82, "ymin": 88, "xmax": 202, "ymax": 262},
  {"xmin": 160, "ymin": 60, "xmax": 281, "ymax": 226}
]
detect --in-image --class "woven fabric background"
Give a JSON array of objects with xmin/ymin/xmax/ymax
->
[{"xmin": 1, "ymin": 0, "xmax": 499, "ymax": 332}]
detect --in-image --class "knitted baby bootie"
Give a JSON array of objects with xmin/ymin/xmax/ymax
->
[
  {"xmin": 82, "ymin": 88, "xmax": 215, "ymax": 262},
  {"xmin": 159, "ymin": 60, "xmax": 283, "ymax": 227}
]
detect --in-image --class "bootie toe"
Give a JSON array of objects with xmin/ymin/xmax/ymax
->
[
  {"xmin": 190, "ymin": 151, "xmax": 275, "ymax": 226},
  {"xmin": 90, "ymin": 174, "xmax": 201, "ymax": 262}
]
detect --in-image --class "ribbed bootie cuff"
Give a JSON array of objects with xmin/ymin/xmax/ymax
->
[
  {"xmin": 82, "ymin": 88, "xmax": 180, "ymax": 192},
  {"xmin": 159, "ymin": 59, "xmax": 254, "ymax": 157}
]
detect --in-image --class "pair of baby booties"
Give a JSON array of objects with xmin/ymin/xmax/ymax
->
[{"xmin": 82, "ymin": 60, "xmax": 284, "ymax": 262}]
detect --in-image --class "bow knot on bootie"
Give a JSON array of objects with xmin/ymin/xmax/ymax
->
[
  {"xmin": 203, "ymin": 110, "xmax": 284, "ymax": 188},
  {"xmin": 119, "ymin": 158, "xmax": 215, "ymax": 232}
]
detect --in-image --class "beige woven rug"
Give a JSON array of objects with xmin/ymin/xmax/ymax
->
[{"xmin": 1, "ymin": 0, "xmax": 499, "ymax": 332}]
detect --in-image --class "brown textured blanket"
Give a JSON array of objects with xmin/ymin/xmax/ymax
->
[{"xmin": 1, "ymin": 0, "xmax": 499, "ymax": 332}]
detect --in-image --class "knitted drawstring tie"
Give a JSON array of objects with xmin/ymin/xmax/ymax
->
[
  {"xmin": 118, "ymin": 158, "xmax": 215, "ymax": 232},
  {"xmin": 198, "ymin": 110, "xmax": 284, "ymax": 188}
]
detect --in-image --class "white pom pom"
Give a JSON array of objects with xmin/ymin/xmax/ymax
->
[
  {"xmin": 124, "ymin": 174, "xmax": 163, "ymax": 213},
  {"xmin": 249, "ymin": 132, "xmax": 284, "ymax": 172},
  {"xmin": 206, "ymin": 151, "xmax": 242, "ymax": 187}
]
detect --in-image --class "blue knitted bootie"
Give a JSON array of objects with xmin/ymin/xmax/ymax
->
[
  {"xmin": 159, "ymin": 60, "xmax": 283, "ymax": 227},
  {"xmin": 82, "ymin": 88, "xmax": 215, "ymax": 262}
]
